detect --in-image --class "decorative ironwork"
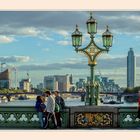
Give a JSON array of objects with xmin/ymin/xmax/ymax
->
[
  {"xmin": 75, "ymin": 112, "xmax": 113, "ymax": 127},
  {"xmin": 0, "ymin": 107, "xmax": 69, "ymax": 128},
  {"xmin": 0, "ymin": 112, "xmax": 39, "ymax": 127},
  {"xmin": 119, "ymin": 112, "xmax": 140, "ymax": 128}
]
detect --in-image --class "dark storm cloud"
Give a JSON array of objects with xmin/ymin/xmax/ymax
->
[{"xmin": 0, "ymin": 11, "xmax": 140, "ymax": 35}]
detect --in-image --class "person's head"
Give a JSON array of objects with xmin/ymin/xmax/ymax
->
[
  {"xmin": 54, "ymin": 91, "xmax": 59, "ymax": 97},
  {"xmin": 44, "ymin": 90, "xmax": 51, "ymax": 97},
  {"xmin": 36, "ymin": 96, "xmax": 42, "ymax": 102},
  {"xmin": 41, "ymin": 96, "xmax": 45, "ymax": 103}
]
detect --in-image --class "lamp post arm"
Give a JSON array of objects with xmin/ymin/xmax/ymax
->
[
  {"xmin": 91, "ymin": 37, "xmax": 109, "ymax": 52},
  {"xmin": 76, "ymin": 35, "xmax": 109, "ymax": 53},
  {"xmin": 75, "ymin": 37, "xmax": 109, "ymax": 65}
]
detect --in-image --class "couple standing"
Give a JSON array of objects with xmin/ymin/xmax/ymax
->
[{"xmin": 35, "ymin": 90, "xmax": 65, "ymax": 129}]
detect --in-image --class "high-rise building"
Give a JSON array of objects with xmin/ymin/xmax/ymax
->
[
  {"xmin": 19, "ymin": 78, "xmax": 31, "ymax": 92},
  {"xmin": 0, "ymin": 69, "xmax": 11, "ymax": 89},
  {"xmin": 76, "ymin": 78, "xmax": 86, "ymax": 91},
  {"xmin": 44, "ymin": 76, "xmax": 56, "ymax": 91},
  {"xmin": 37, "ymin": 83, "xmax": 43, "ymax": 90},
  {"xmin": 127, "ymin": 48, "xmax": 136, "ymax": 88},
  {"xmin": 69, "ymin": 74, "xmax": 73, "ymax": 84},
  {"xmin": 54, "ymin": 74, "xmax": 70, "ymax": 91},
  {"xmin": 44, "ymin": 74, "xmax": 71, "ymax": 92}
]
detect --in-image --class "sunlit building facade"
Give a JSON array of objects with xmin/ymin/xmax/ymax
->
[
  {"xmin": 44, "ymin": 74, "xmax": 71, "ymax": 92},
  {"xmin": 19, "ymin": 78, "xmax": 31, "ymax": 92}
]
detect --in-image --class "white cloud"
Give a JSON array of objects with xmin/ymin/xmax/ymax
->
[
  {"xmin": 57, "ymin": 40, "xmax": 71, "ymax": 46},
  {"xmin": 127, "ymin": 15, "xmax": 140, "ymax": 22},
  {"xmin": 0, "ymin": 26, "xmax": 40, "ymax": 37},
  {"xmin": 15, "ymin": 56, "xmax": 30, "ymax": 62},
  {"xmin": 39, "ymin": 33, "xmax": 54, "ymax": 41},
  {"xmin": 36, "ymin": 29, "xmax": 54, "ymax": 41},
  {"xmin": 98, "ymin": 54, "xmax": 126, "ymax": 60},
  {"xmin": 65, "ymin": 58, "xmax": 84, "ymax": 64},
  {"xmin": 0, "ymin": 35, "xmax": 15, "ymax": 43},
  {"xmin": 43, "ymin": 48, "xmax": 50, "ymax": 52},
  {"xmin": 135, "ymin": 35, "xmax": 140, "ymax": 39},
  {"xmin": 17, "ymin": 27, "xmax": 40, "ymax": 36},
  {"xmin": 0, "ymin": 56, "xmax": 30, "ymax": 63},
  {"xmin": 56, "ymin": 30, "xmax": 69, "ymax": 37}
]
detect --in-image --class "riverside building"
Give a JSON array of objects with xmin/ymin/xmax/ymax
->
[
  {"xmin": 0, "ymin": 69, "xmax": 11, "ymax": 89},
  {"xmin": 44, "ymin": 74, "xmax": 72, "ymax": 92}
]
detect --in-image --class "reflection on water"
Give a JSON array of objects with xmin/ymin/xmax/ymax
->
[{"xmin": 0, "ymin": 97, "xmax": 138, "ymax": 107}]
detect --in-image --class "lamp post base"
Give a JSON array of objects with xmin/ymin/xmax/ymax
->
[
  {"xmin": 85, "ymin": 82, "xmax": 99, "ymax": 106},
  {"xmin": 85, "ymin": 97, "xmax": 95, "ymax": 106}
]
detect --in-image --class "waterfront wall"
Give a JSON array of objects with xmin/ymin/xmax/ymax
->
[{"xmin": 0, "ymin": 106, "xmax": 139, "ymax": 129}]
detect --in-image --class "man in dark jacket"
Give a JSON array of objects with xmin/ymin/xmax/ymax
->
[{"xmin": 54, "ymin": 91, "xmax": 65, "ymax": 128}]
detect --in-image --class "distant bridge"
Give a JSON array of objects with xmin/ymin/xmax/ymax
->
[
  {"xmin": 0, "ymin": 91, "xmax": 138, "ymax": 102},
  {"xmin": 0, "ymin": 91, "xmax": 138, "ymax": 96}
]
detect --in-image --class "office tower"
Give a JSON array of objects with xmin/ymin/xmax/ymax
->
[
  {"xmin": 44, "ymin": 76, "xmax": 56, "ymax": 91},
  {"xmin": 69, "ymin": 74, "xmax": 73, "ymax": 84},
  {"xmin": 127, "ymin": 48, "xmax": 136, "ymax": 88},
  {"xmin": 37, "ymin": 83, "xmax": 43, "ymax": 90},
  {"xmin": 55, "ymin": 74, "xmax": 70, "ymax": 91},
  {"xmin": 44, "ymin": 74, "xmax": 71, "ymax": 92},
  {"xmin": 0, "ymin": 69, "xmax": 11, "ymax": 89},
  {"xmin": 19, "ymin": 78, "xmax": 31, "ymax": 92},
  {"xmin": 76, "ymin": 78, "xmax": 86, "ymax": 91}
]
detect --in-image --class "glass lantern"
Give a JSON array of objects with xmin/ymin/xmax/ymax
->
[{"xmin": 71, "ymin": 25, "xmax": 82, "ymax": 47}]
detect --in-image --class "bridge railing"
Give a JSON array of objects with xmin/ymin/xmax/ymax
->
[
  {"xmin": 118, "ymin": 107, "xmax": 140, "ymax": 128},
  {"xmin": 0, "ymin": 106, "xmax": 69, "ymax": 129},
  {"xmin": 0, "ymin": 106, "xmax": 140, "ymax": 129}
]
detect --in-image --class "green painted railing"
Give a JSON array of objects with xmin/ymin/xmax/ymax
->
[
  {"xmin": 118, "ymin": 107, "xmax": 140, "ymax": 128},
  {"xmin": 0, "ymin": 106, "xmax": 69, "ymax": 129},
  {"xmin": 0, "ymin": 106, "xmax": 139, "ymax": 129}
]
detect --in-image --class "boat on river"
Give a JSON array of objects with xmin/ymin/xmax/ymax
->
[
  {"xmin": 18, "ymin": 95, "xmax": 29, "ymax": 100},
  {"xmin": 101, "ymin": 96, "xmax": 124, "ymax": 104},
  {"xmin": 103, "ymin": 100, "xmax": 124, "ymax": 104}
]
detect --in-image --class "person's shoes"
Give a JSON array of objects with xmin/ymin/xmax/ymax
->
[
  {"xmin": 43, "ymin": 123, "xmax": 48, "ymax": 129},
  {"xmin": 52, "ymin": 126, "xmax": 58, "ymax": 129},
  {"xmin": 57, "ymin": 126, "xmax": 61, "ymax": 129}
]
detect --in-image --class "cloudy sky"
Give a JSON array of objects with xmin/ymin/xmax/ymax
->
[{"xmin": 0, "ymin": 11, "xmax": 140, "ymax": 87}]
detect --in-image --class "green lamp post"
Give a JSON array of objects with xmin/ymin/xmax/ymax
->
[{"xmin": 71, "ymin": 12, "xmax": 113, "ymax": 106}]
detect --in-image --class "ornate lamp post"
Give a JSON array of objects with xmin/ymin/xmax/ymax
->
[{"xmin": 71, "ymin": 12, "xmax": 113, "ymax": 105}]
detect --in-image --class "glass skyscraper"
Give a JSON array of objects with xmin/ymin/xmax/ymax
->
[{"xmin": 127, "ymin": 48, "xmax": 136, "ymax": 88}]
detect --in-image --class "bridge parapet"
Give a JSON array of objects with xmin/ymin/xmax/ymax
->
[
  {"xmin": 118, "ymin": 107, "xmax": 140, "ymax": 128},
  {"xmin": 0, "ymin": 106, "xmax": 69, "ymax": 129},
  {"xmin": 0, "ymin": 106, "xmax": 139, "ymax": 129}
]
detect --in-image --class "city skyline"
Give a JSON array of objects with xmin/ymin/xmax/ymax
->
[{"xmin": 0, "ymin": 11, "xmax": 140, "ymax": 87}]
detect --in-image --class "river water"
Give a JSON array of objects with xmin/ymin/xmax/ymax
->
[{"xmin": 0, "ymin": 97, "xmax": 138, "ymax": 107}]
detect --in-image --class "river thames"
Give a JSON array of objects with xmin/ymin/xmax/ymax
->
[{"xmin": 0, "ymin": 97, "xmax": 138, "ymax": 107}]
